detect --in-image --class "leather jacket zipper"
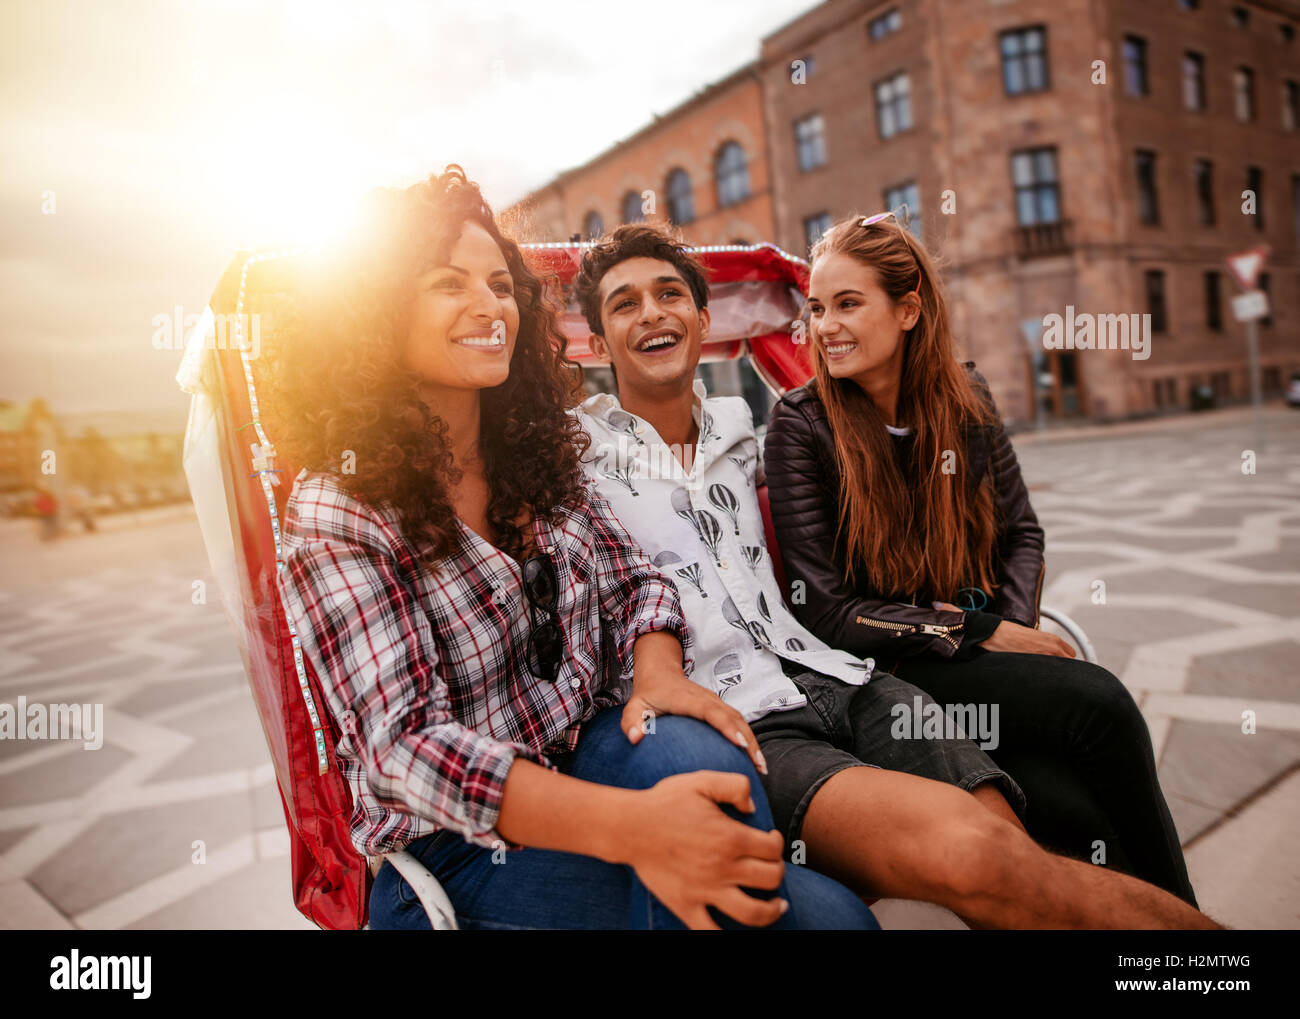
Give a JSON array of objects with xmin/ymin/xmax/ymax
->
[
  {"xmin": 855, "ymin": 616, "xmax": 962, "ymax": 651},
  {"xmin": 856, "ymin": 616, "xmax": 914, "ymax": 633}
]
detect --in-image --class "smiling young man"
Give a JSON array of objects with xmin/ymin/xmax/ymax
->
[{"xmin": 571, "ymin": 224, "xmax": 1220, "ymax": 930}]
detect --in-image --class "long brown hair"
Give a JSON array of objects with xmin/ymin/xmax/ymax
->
[
  {"xmin": 808, "ymin": 214, "xmax": 997, "ymax": 603},
  {"xmin": 262, "ymin": 166, "xmax": 589, "ymax": 565}
]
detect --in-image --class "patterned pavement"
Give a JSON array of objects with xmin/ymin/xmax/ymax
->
[
  {"xmin": 0, "ymin": 405, "xmax": 1296, "ymax": 930},
  {"xmin": 1017, "ymin": 406, "xmax": 1300, "ymax": 930}
]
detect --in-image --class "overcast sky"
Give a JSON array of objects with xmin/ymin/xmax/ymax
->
[{"xmin": 0, "ymin": 0, "xmax": 807, "ymax": 419}]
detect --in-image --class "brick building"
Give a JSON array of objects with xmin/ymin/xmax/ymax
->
[
  {"xmin": 511, "ymin": 0, "xmax": 1300, "ymax": 425},
  {"xmin": 504, "ymin": 63, "xmax": 775, "ymax": 247},
  {"xmin": 763, "ymin": 0, "xmax": 1299, "ymax": 423}
]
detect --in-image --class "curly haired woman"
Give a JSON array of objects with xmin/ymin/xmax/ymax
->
[
  {"xmin": 266, "ymin": 167, "xmax": 875, "ymax": 931},
  {"xmin": 764, "ymin": 211, "xmax": 1197, "ymax": 906}
]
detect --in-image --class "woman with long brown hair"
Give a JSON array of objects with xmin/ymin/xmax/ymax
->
[
  {"xmin": 764, "ymin": 211, "xmax": 1197, "ymax": 904},
  {"xmin": 266, "ymin": 167, "xmax": 876, "ymax": 930}
]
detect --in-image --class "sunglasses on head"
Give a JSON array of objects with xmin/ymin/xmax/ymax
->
[
  {"xmin": 522, "ymin": 552, "xmax": 563, "ymax": 683},
  {"xmin": 859, "ymin": 207, "xmax": 912, "ymax": 229}
]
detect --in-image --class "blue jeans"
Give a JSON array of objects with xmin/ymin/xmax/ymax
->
[{"xmin": 368, "ymin": 707, "xmax": 878, "ymax": 930}]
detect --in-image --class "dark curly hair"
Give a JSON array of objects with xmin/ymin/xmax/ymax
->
[
  {"xmin": 262, "ymin": 166, "xmax": 590, "ymax": 565},
  {"xmin": 574, "ymin": 223, "xmax": 711, "ymax": 337}
]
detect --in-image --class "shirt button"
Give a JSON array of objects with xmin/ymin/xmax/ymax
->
[
  {"xmin": 570, "ymin": 678, "xmax": 582, "ymax": 690},
  {"xmin": 719, "ymin": 559, "xmax": 729, "ymax": 570}
]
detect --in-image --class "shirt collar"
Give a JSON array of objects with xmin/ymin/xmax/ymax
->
[{"xmin": 580, "ymin": 377, "xmax": 711, "ymax": 428}]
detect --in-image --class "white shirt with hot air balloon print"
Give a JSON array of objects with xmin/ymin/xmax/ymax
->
[{"xmin": 577, "ymin": 379, "xmax": 876, "ymax": 724}]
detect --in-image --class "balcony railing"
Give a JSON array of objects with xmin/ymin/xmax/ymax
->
[{"xmin": 1013, "ymin": 219, "xmax": 1074, "ymax": 259}]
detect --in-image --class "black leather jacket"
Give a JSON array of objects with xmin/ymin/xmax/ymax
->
[{"xmin": 763, "ymin": 364, "xmax": 1045, "ymax": 662}]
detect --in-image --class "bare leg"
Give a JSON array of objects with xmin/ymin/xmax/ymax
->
[
  {"xmin": 971, "ymin": 783, "xmax": 1024, "ymax": 830},
  {"xmin": 801, "ymin": 767, "xmax": 1221, "ymax": 930}
]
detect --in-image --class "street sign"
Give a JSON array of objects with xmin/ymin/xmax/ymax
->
[
  {"xmin": 1225, "ymin": 248, "xmax": 1271, "ymax": 455},
  {"xmin": 1226, "ymin": 246, "xmax": 1269, "ymax": 290},
  {"xmin": 1232, "ymin": 290, "xmax": 1270, "ymax": 322}
]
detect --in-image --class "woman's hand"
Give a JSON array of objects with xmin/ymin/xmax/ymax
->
[
  {"xmin": 618, "ymin": 771, "xmax": 787, "ymax": 930},
  {"xmin": 932, "ymin": 601, "xmax": 1074, "ymax": 658},
  {"xmin": 626, "ymin": 631, "xmax": 767, "ymax": 775},
  {"xmin": 980, "ymin": 619, "xmax": 1076, "ymax": 658}
]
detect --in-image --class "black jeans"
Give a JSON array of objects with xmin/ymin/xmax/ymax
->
[{"xmin": 890, "ymin": 648, "xmax": 1198, "ymax": 907}]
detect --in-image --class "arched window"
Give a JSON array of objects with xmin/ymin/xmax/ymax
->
[
  {"xmin": 621, "ymin": 190, "xmax": 645, "ymax": 224},
  {"xmin": 583, "ymin": 210, "xmax": 604, "ymax": 240},
  {"xmin": 715, "ymin": 142, "xmax": 751, "ymax": 208},
  {"xmin": 666, "ymin": 169, "xmax": 695, "ymax": 225}
]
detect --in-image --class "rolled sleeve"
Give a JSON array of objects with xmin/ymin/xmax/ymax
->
[
  {"xmin": 583, "ymin": 485, "xmax": 696, "ymax": 684},
  {"xmin": 278, "ymin": 494, "xmax": 546, "ymax": 851}
]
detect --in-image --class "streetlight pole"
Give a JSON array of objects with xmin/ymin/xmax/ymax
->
[{"xmin": 1245, "ymin": 316, "xmax": 1262, "ymax": 453}]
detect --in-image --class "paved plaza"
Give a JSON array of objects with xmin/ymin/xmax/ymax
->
[{"xmin": 1, "ymin": 405, "xmax": 1297, "ymax": 930}]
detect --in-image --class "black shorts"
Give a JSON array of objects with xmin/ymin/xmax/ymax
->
[{"xmin": 750, "ymin": 666, "xmax": 1028, "ymax": 848}]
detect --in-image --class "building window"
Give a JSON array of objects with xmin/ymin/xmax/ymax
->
[
  {"xmin": 883, "ymin": 181, "xmax": 921, "ymax": 235},
  {"xmin": 715, "ymin": 142, "xmax": 751, "ymax": 208},
  {"xmin": 666, "ymin": 169, "xmax": 694, "ymax": 225},
  {"xmin": 1204, "ymin": 270, "xmax": 1223, "ymax": 331},
  {"xmin": 1231, "ymin": 6, "xmax": 1249, "ymax": 29},
  {"xmin": 1234, "ymin": 66, "xmax": 1255, "ymax": 121},
  {"xmin": 1000, "ymin": 26, "xmax": 1049, "ymax": 95},
  {"xmin": 1011, "ymin": 147, "xmax": 1061, "ymax": 224},
  {"xmin": 868, "ymin": 8, "xmax": 902, "ymax": 40},
  {"xmin": 1136, "ymin": 150, "xmax": 1160, "ymax": 225},
  {"xmin": 1145, "ymin": 270, "xmax": 1168, "ymax": 333},
  {"xmin": 1293, "ymin": 174, "xmax": 1300, "ymax": 242},
  {"xmin": 1257, "ymin": 272, "xmax": 1272, "ymax": 327},
  {"xmin": 582, "ymin": 210, "xmax": 604, "ymax": 240},
  {"xmin": 621, "ymin": 191, "xmax": 644, "ymax": 225},
  {"xmin": 1182, "ymin": 52, "xmax": 1206, "ymax": 111},
  {"xmin": 1194, "ymin": 159, "xmax": 1215, "ymax": 225},
  {"xmin": 795, "ymin": 113, "xmax": 828, "ymax": 171},
  {"xmin": 1123, "ymin": 35, "xmax": 1148, "ymax": 96},
  {"xmin": 874, "ymin": 71, "xmax": 913, "ymax": 139},
  {"xmin": 1247, "ymin": 166, "xmax": 1264, "ymax": 230},
  {"xmin": 803, "ymin": 211, "xmax": 832, "ymax": 252},
  {"xmin": 1284, "ymin": 80, "xmax": 1299, "ymax": 130}
]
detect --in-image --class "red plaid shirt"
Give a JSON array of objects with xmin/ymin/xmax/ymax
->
[{"xmin": 278, "ymin": 470, "xmax": 694, "ymax": 857}]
